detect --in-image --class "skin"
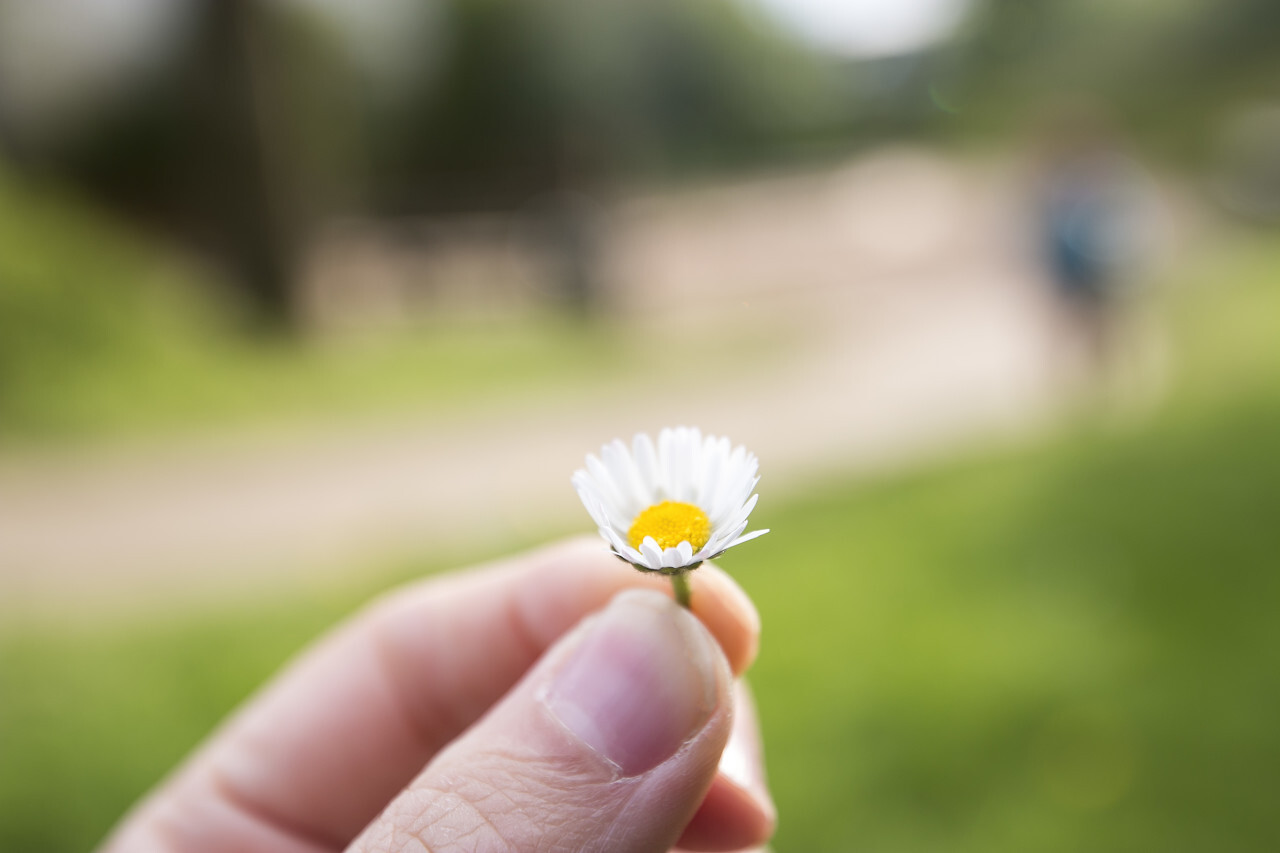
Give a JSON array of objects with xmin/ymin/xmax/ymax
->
[{"xmin": 100, "ymin": 537, "xmax": 775, "ymax": 853}]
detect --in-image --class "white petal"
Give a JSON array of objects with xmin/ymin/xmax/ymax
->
[
  {"xmin": 602, "ymin": 439, "xmax": 645, "ymax": 517},
  {"xmin": 576, "ymin": 481, "xmax": 631, "ymax": 533},
  {"xmin": 639, "ymin": 537, "xmax": 665, "ymax": 570},
  {"xmin": 656, "ymin": 428, "xmax": 677, "ymax": 498},
  {"xmin": 729, "ymin": 528, "xmax": 769, "ymax": 546},
  {"xmin": 725, "ymin": 464, "xmax": 759, "ymax": 507},
  {"xmin": 688, "ymin": 429, "xmax": 706, "ymax": 500},
  {"xmin": 605, "ymin": 530, "xmax": 646, "ymax": 566},
  {"xmin": 705, "ymin": 520, "xmax": 748, "ymax": 554},
  {"xmin": 696, "ymin": 439, "xmax": 723, "ymax": 509},
  {"xmin": 632, "ymin": 432, "xmax": 659, "ymax": 502},
  {"xmin": 602, "ymin": 526, "xmax": 632, "ymax": 556},
  {"xmin": 572, "ymin": 483, "xmax": 610, "ymax": 528},
  {"xmin": 585, "ymin": 454, "xmax": 625, "ymax": 511},
  {"xmin": 703, "ymin": 453, "xmax": 734, "ymax": 522},
  {"xmin": 577, "ymin": 495, "xmax": 609, "ymax": 532},
  {"xmin": 724, "ymin": 479, "xmax": 760, "ymax": 527},
  {"xmin": 709, "ymin": 450, "xmax": 752, "ymax": 522},
  {"xmin": 662, "ymin": 429, "xmax": 685, "ymax": 501},
  {"xmin": 591, "ymin": 454, "xmax": 645, "ymax": 530},
  {"xmin": 723, "ymin": 492, "xmax": 760, "ymax": 530},
  {"xmin": 665, "ymin": 426, "xmax": 700, "ymax": 503},
  {"xmin": 683, "ymin": 431, "xmax": 704, "ymax": 502}
]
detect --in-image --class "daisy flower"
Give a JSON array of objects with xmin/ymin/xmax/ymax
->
[{"xmin": 573, "ymin": 427, "xmax": 768, "ymax": 605}]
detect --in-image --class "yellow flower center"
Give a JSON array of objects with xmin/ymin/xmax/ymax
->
[{"xmin": 628, "ymin": 501, "xmax": 711, "ymax": 552}]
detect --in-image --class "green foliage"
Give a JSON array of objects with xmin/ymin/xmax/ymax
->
[
  {"xmin": 947, "ymin": 0, "xmax": 1280, "ymax": 164},
  {"xmin": 0, "ymin": 166, "xmax": 228, "ymax": 439},
  {"xmin": 372, "ymin": 0, "xmax": 851, "ymax": 200},
  {"xmin": 0, "ymin": 164, "xmax": 774, "ymax": 445}
]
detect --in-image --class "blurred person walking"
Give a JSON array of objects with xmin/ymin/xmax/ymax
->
[{"xmin": 1034, "ymin": 110, "xmax": 1161, "ymax": 401}]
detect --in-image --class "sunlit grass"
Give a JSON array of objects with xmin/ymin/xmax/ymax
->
[{"xmin": 737, "ymin": 393, "xmax": 1280, "ymax": 852}]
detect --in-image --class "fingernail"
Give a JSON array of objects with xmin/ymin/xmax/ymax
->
[{"xmin": 544, "ymin": 589, "xmax": 720, "ymax": 776}]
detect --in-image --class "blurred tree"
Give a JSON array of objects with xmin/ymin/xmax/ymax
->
[
  {"xmin": 948, "ymin": 0, "xmax": 1280, "ymax": 163},
  {"xmin": 365, "ymin": 0, "xmax": 851, "ymax": 208},
  {"xmin": 0, "ymin": 0, "xmax": 856, "ymax": 328},
  {"xmin": 0, "ymin": 0, "xmax": 366, "ymax": 331}
]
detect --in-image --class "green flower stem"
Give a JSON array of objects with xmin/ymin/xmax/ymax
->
[{"xmin": 671, "ymin": 572, "xmax": 692, "ymax": 609}]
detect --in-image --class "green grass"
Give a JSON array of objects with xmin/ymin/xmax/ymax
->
[
  {"xmin": 0, "ymin": 602, "xmax": 347, "ymax": 851},
  {"xmin": 739, "ymin": 397, "xmax": 1280, "ymax": 852},
  {"xmin": 0, "ymin": 164, "xmax": 774, "ymax": 446},
  {"xmin": 2, "ymin": 231, "xmax": 1279, "ymax": 851}
]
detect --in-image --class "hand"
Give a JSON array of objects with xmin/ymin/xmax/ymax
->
[{"xmin": 100, "ymin": 537, "xmax": 775, "ymax": 852}]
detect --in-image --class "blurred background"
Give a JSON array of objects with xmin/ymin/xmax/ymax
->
[{"xmin": 1, "ymin": 0, "xmax": 1279, "ymax": 850}]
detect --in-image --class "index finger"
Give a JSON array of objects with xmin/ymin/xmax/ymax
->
[{"xmin": 103, "ymin": 536, "xmax": 760, "ymax": 851}]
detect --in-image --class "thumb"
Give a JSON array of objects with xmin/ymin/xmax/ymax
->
[{"xmin": 348, "ymin": 588, "xmax": 734, "ymax": 853}]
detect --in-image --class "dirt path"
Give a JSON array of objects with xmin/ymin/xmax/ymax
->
[{"xmin": 0, "ymin": 149, "xmax": 1070, "ymax": 614}]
